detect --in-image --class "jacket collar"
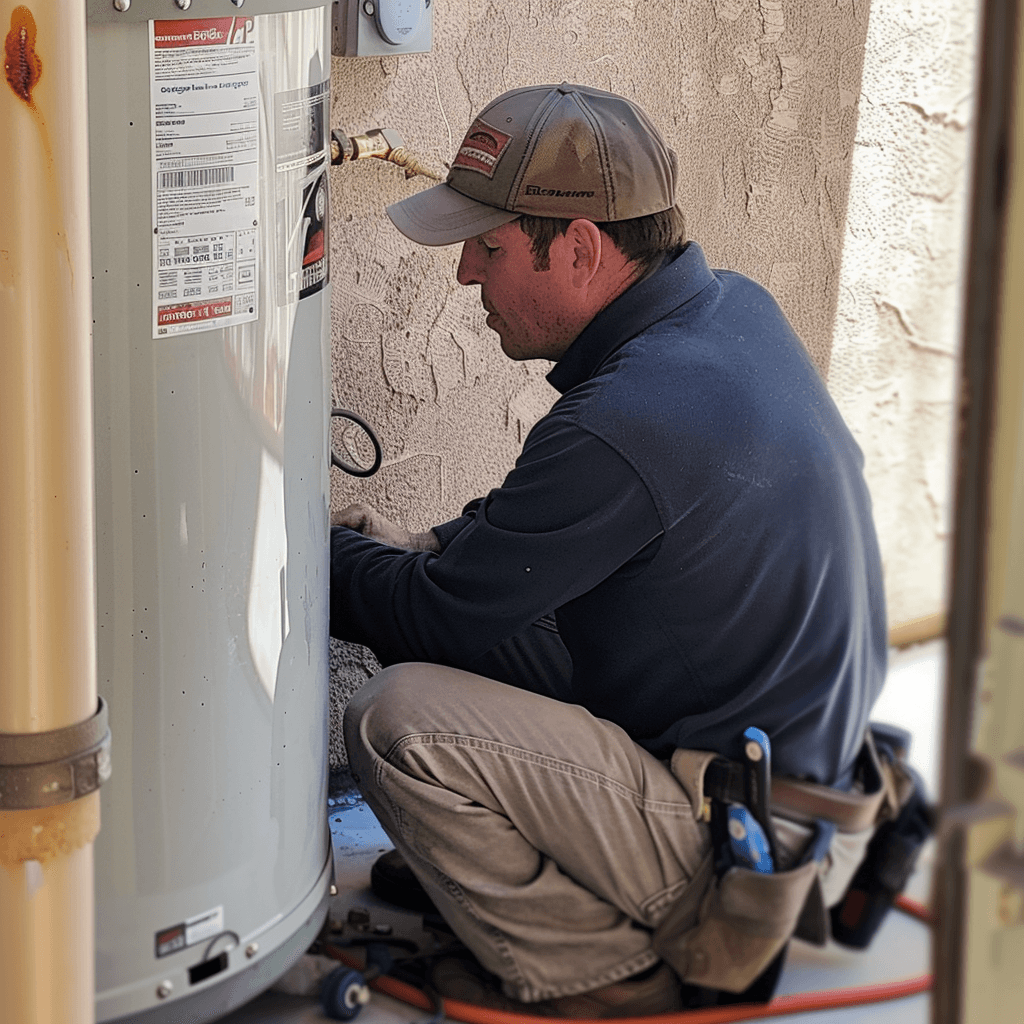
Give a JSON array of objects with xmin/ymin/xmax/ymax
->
[{"xmin": 547, "ymin": 242, "xmax": 716, "ymax": 395}]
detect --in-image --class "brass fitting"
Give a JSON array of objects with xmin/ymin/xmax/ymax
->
[{"xmin": 330, "ymin": 128, "xmax": 442, "ymax": 181}]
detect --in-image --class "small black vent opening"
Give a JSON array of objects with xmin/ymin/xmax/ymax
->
[{"xmin": 189, "ymin": 952, "xmax": 228, "ymax": 985}]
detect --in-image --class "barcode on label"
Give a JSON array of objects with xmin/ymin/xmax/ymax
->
[{"xmin": 158, "ymin": 166, "xmax": 235, "ymax": 189}]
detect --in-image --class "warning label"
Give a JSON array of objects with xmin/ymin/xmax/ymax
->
[
  {"xmin": 157, "ymin": 297, "xmax": 234, "ymax": 327},
  {"xmin": 272, "ymin": 80, "xmax": 330, "ymax": 304},
  {"xmin": 299, "ymin": 168, "xmax": 328, "ymax": 299},
  {"xmin": 155, "ymin": 905, "xmax": 225, "ymax": 958},
  {"xmin": 150, "ymin": 18, "xmax": 260, "ymax": 337}
]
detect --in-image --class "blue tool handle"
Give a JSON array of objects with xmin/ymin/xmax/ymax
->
[{"xmin": 727, "ymin": 805, "xmax": 774, "ymax": 873}]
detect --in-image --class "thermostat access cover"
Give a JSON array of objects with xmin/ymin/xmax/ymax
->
[{"xmin": 332, "ymin": 0, "xmax": 433, "ymax": 57}]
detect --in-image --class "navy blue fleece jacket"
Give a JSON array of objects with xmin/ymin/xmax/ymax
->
[{"xmin": 330, "ymin": 242, "xmax": 887, "ymax": 785}]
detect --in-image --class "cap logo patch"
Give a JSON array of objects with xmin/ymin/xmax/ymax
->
[
  {"xmin": 525, "ymin": 185, "xmax": 596, "ymax": 198},
  {"xmin": 452, "ymin": 118, "xmax": 513, "ymax": 178}
]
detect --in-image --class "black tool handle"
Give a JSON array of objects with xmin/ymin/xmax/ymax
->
[{"xmin": 742, "ymin": 727, "xmax": 780, "ymax": 865}]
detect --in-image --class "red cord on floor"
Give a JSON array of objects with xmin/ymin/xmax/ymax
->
[
  {"xmin": 893, "ymin": 894, "xmax": 933, "ymax": 925},
  {"xmin": 327, "ymin": 899, "xmax": 934, "ymax": 1024},
  {"xmin": 363, "ymin": 970, "xmax": 932, "ymax": 1024}
]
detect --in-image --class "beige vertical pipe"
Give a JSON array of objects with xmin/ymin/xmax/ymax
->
[
  {"xmin": 952, "ymin": 0, "xmax": 1024, "ymax": 1015},
  {"xmin": 0, "ymin": 0, "xmax": 99, "ymax": 1021}
]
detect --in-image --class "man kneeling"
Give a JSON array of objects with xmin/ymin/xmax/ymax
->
[{"xmin": 330, "ymin": 82, "xmax": 886, "ymax": 1015}]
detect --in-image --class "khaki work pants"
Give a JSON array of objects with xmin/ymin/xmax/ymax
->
[{"xmin": 344, "ymin": 663, "xmax": 871, "ymax": 1003}]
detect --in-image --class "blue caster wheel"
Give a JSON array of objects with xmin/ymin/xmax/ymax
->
[{"xmin": 321, "ymin": 966, "xmax": 370, "ymax": 1021}]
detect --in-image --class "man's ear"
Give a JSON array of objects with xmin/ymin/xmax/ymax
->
[{"xmin": 565, "ymin": 219, "xmax": 603, "ymax": 288}]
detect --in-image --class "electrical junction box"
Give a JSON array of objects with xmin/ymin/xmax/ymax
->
[{"xmin": 333, "ymin": 0, "xmax": 433, "ymax": 57}]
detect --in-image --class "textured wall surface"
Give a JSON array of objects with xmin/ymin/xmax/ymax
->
[
  {"xmin": 325, "ymin": 0, "xmax": 875, "ymax": 767},
  {"xmin": 829, "ymin": 2, "xmax": 977, "ymax": 630}
]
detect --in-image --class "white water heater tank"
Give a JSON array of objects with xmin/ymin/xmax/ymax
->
[{"xmin": 86, "ymin": 2, "xmax": 333, "ymax": 1020}]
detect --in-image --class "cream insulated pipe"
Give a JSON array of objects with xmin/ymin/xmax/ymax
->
[{"xmin": 0, "ymin": 1, "xmax": 101, "ymax": 1022}]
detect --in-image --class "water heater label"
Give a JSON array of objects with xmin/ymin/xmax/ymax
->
[
  {"xmin": 154, "ymin": 905, "xmax": 225, "ymax": 958},
  {"xmin": 150, "ymin": 18, "xmax": 261, "ymax": 337},
  {"xmin": 273, "ymin": 81, "xmax": 331, "ymax": 303}
]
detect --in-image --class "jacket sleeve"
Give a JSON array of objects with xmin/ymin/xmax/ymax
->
[{"xmin": 329, "ymin": 414, "xmax": 663, "ymax": 666}]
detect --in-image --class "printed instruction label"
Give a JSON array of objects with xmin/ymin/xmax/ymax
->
[
  {"xmin": 273, "ymin": 80, "xmax": 328, "ymax": 174},
  {"xmin": 150, "ymin": 18, "xmax": 260, "ymax": 337},
  {"xmin": 273, "ymin": 81, "xmax": 330, "ymax": 302},
  {"xmin": 155, "ymin": 905, "xmax": 225, "ymax": 958}
]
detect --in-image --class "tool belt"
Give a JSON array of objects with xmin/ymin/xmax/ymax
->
[{"xmin": 652, "ymin": 726, "xmax": 923, "ymax": 998}]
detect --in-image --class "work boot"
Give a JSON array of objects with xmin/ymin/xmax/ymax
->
[
  {"xmin": 370, "ymin": 848, "xmax": 439, "ymax": 914},
  {"xmin": 430, "ymin": 958, "xmax": 686, "ymax": 1018}
]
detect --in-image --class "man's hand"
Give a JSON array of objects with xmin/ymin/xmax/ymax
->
[{"xmin": 332, "ymin": 502, "xmax": 440, "ymax": 552}]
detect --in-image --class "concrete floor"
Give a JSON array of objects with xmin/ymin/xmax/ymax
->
[{"xmin": 216, "ymin": 640, "xmax": 944, "ymax": 1024}]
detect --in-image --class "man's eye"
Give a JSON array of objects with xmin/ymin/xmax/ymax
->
[{"xmin": 481, "ymin": 240, "xmax": 500, "ymax": 256}]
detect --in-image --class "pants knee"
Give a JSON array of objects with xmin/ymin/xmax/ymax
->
[
  {"xmin": 342, "ymin": 662, "xmax": 440, "ymax": 770},
  {"xmin": 344, "ymin": 661, "xmax": 517, "ymax": 781}
]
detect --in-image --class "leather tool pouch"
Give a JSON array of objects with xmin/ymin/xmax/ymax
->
[
  {"xmin": 829, "ymin": 725, "xmax": 934, "ymax": 948},
  {"xmin": 653, "ymin": 854, "xmax": 821, "ymax": 995},
  {"xmin": 652, "ymin": 749, "xmax": 830, "ymax": 996},
  {"xmin": 654, "ymin": 729, "xmax": 929, "ymax": 996}
]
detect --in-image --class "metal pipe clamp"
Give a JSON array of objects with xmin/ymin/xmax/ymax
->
[{"xmin": 0, "ymin": 698, "xmax": 111, "ymax": 810}]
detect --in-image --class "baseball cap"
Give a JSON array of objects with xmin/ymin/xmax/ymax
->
[{"xmin": 386, "ymin": 83, "xmax": 678, "ymax": 246}]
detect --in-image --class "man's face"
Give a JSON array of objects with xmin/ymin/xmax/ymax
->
[{"xmin": 456, "ymin": 220, "xmax": 578, "ymax": 362}]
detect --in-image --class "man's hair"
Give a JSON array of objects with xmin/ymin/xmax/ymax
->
[{"xmin": 518, "ymin": 206, "xmax": 688, "ymax": 274}]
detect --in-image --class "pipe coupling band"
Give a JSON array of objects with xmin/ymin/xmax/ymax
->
[{"xmin": 0, "ymin": 697, "xmax": 111, "ymax": 810}]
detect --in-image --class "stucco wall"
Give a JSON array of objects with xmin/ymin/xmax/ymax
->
[
  {"xmin": 829, "ymin": 2, "xmax": 977, "ymax": 632},
  {"xmin": 326, "ymin": 0, "xmax": 877, "ymax": 767},
  {"xmin": 325, "ymin": 1, "xmax": 980, "ymax": 773}
]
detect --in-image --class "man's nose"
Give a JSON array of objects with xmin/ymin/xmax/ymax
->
[{"xmin": 456, "ymin": 240, "xmax": 483, "ymax": 286}]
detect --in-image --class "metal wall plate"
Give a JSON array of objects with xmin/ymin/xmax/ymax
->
[{"xmin": 332, "ymin": 0, "xmax": 432, "ymax": 57}]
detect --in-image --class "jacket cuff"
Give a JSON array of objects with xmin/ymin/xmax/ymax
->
[{"xmin": 431, "ymin": 514, "xmax": 474, "ymax": 550}]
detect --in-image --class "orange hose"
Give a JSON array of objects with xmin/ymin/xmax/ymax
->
[
  {"xmin": 364, "ymin": 966, "xmax": 933, "ymax": 1024},
  {"xmin": 370, "ymin": 971, "xmax": 931, "ymax": 1024},
  {"xmin": 893, "ymin": 893, "xmax": 933, "ymax": 925},
  {"xmin": 326, "ymin": 946, "xmax": 931, "ymax": 1024}
]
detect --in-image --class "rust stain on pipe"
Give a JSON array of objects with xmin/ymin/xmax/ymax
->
[
  {"xmin": 3, "ymin": 5, "xmax": 69, "ymax": 276},
  {"xmin": 4, "ymin": 6, "xmax": 42, "ymax": 104}
]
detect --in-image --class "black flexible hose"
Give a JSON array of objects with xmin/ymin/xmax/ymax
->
[{"xmin": 331, "ymin": 407, "xmax": 383, "ymax": 478}]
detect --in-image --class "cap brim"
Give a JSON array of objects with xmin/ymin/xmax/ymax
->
[{"xmin": 386, "ymin": 182, "xmax": 520, "ymax": 246}]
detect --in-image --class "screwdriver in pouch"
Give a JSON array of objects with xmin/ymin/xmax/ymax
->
[{"xmin": 726, "ymin": 727, "xmax": 780, "ymax": 873}]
